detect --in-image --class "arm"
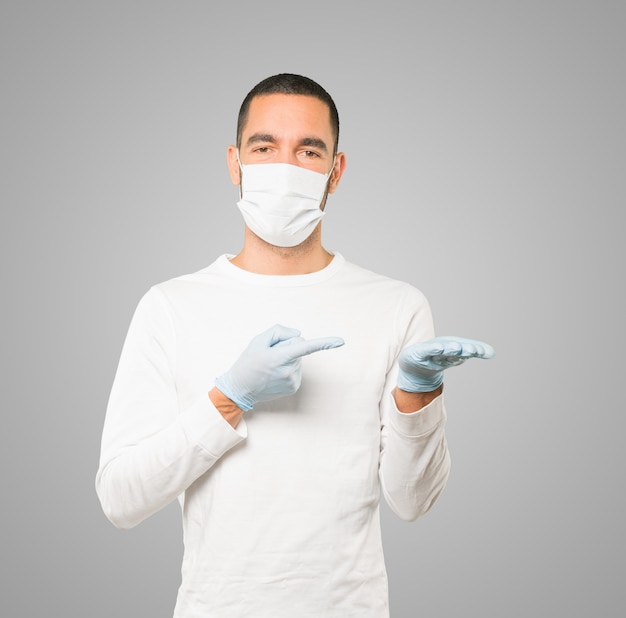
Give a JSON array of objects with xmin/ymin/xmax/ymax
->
[
  {"xmin": 96, "ymin": 308, "xmax": 343, "ymax": 530},
  {"xmin": 380, "ymin": 389, "xmax": 451, "ymax": 522},
  {"xmin": 381, "ymin": 323, "xmax": 495, "ymax": 521},
  {"xmin": 379, "ymin": 291, "xmax": 451, "ymax": 521},
  {"xmin": 95, "ymin": 288, "xmax": 246, "ymax": 530}
]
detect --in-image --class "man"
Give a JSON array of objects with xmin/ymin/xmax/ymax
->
[{"xmin": 96, "ymin": 73, "xmax": 494, "ymax": 617}]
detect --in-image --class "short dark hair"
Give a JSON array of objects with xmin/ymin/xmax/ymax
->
[{"xmin": 236, "ymin": 73, "xmax": 340, "ymax": 155}]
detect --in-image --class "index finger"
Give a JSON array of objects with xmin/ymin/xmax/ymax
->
[{"xmin": 277, "ymin": 336, "xmax": 345, "ymax": 360}]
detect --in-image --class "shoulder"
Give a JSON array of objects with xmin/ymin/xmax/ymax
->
[
  {"xmin": 337, "ymin": 256, "xmax": 429, "ymax": 304},
  {"xmin": 120, "ymin": 256, "xmax": 228, "ymax": 328},
  {"xmin": 334, "ymin": 256, "xmax": 435, "ymax": 341},
  {"xmin": 149, "ymin": 255, "xmax": 229, "ymax": 297}
]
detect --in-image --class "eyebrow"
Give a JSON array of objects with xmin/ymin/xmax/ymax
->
[
  {"xmin": 245, "ymin": 133, "xmax": 329, "ymax": 153},
  {"xmin": 246, "ymin": 133, "xmax": 276, "ymax": 146},
  {"xmin": 300, "ymin": 137, "xmax": 328, "ymax": 153}
]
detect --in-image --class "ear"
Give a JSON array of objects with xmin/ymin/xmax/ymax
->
[
  {"xmin": 327, "ymin": 152, "xmax": 346, "ymax": 194},
  {"xmin": 227, "ymin": 145, "xmax": 241, "ymax": 185}
]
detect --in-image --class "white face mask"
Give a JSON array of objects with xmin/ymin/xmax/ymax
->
[{"xmin": 236, "ymin": 155, "xmax": 334, "ymax": 247}]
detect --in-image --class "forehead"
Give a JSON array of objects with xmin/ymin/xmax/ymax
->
[{"xmin": 242, "ymin": 93, "xmax": 334, "ymax": 140}]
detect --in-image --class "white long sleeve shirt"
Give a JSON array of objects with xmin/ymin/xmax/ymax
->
[{"xmin": 96, "ymin": 253, "xmax": 450, "ymax": 617}]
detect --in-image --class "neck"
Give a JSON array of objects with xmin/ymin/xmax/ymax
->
[{"xmin": 230, "ymin": 226, "xmax": 333, "ymax": 275}]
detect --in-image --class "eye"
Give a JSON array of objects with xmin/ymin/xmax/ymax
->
[
  {"xmin": 302, "ymin": 150, "xmax": 320, "ymax": 158},
  {"xmin": 249, "ymin": 145, "xmax": 275, "ymax": 161}
]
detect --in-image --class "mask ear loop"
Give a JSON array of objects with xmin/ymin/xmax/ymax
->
[
  {"xmin": 326, "ymin": 156, "xmax": 337, "ymax": 180},
  {"xmin": 323, "ymin": 155, "xmax": 337, "ymax": 197},
  {"xmin": 236, "ymin": 149, "xmax": 244, "ymax": 198},
  {"xmin": 317, "ymin": 155, "xmax": 338, "ymax": 208}
]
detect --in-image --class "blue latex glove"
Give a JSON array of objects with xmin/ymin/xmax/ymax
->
[
  {"xmin": 397, "ymin": 336, "xmax": 495, "ymax": 393},
  {"xmin": 215, "ymin": 324, "xmax": 345, "ymax": 411}
]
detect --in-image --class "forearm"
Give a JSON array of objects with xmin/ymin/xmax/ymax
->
[
  {"xmin": 96, "ymin": 398, "xmax": 245, "ymax": 530},
  {"xmin": 380, "ymin": 393, "xmax": 450, "ymax": 521}
]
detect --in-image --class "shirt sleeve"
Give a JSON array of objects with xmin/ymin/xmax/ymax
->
[
  {"xmin": 378, "ymin": 287, "xmax": 451, "ymax": 522},
  {"xmin": 95, "ymin": 286, "xmax": 246, "ymax": 530}
]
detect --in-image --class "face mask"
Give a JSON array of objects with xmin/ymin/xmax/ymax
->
[{"xmin": 236, "ymin": 155, "xmax": 334, "ymax": 247}]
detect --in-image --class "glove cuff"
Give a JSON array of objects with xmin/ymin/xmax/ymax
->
[{"xmin": 214, "ymin": 375, "xmax": 254, "ymax": 412}]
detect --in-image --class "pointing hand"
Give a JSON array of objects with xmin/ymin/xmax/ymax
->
[
  {"xmin": 214, "ymin": 324, "xmax": 345, "ymax": 411},
  {"xmin": 397, "ymin": 336, "xmax": 495, "ymax": 393}
]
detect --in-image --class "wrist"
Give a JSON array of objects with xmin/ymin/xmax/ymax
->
[
  {"xmin": 393, "ymin": 385, "xmax": 443, "ymax": 413},
  {"xmin": 209, "ymin": 387, "xmax": 244, "ymax": 428}
]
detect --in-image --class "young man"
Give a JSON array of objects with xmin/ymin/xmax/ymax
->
[{"xmin": 96, "ymin": 73, "xmax": 494, "ymax": 617}]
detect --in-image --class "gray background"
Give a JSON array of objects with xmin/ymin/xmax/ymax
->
[{"xmin": 2, "ymin": 1, "xmax": 624, "ymax": 616}]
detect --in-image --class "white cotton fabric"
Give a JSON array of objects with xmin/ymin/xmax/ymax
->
[{"xmin": 96, "ymin": 253, "xmax": 450, "ymax": 618}]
